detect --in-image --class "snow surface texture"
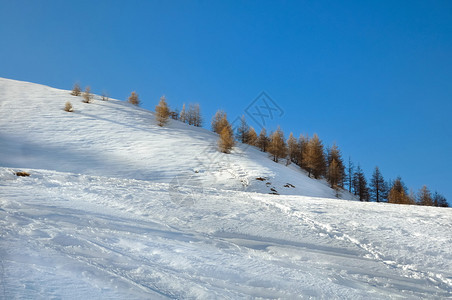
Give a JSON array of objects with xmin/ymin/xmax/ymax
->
[{"xmin": 0, "ymin": 78, "xmax": 451, "ymax": 298}]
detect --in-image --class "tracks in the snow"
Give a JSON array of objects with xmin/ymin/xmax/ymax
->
[
  {"xmin": 0, "ymin": 201, "xmax": 260, "ymax": 298},
  {"xmin": 1, "ymin": 202, "xmax": 186, "ymax": 298},
  {"xmin": 257, "ymin": 197, "xmax": 452, "ymax": 295}
]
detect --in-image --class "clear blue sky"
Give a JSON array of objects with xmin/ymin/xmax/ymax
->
[{"xmin": 1, "ymin": 0, "xmax": 451, "ymax": 203}]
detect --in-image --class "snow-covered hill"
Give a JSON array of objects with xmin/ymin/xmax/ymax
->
[
  {"xmin": 1, "ymin": 78, "xmax": 451, "ymax": 298},
  {"xmin": 0, "ymin": 77, "xmax": 349, "ymax": 199}
]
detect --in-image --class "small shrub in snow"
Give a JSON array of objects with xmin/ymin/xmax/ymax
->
[
  {"xmin": 71, "ymin": 83, "xmax": 81, "ymax": 96},
  {"xmin": 128, "ymin": 91, "xmax": 140, "ymax": 106},
  {"xmin": 101, "ymin": 93, "xmax": 109, "ymax": 101},
  {"xmin": 64, "ymin": 101, "xmax": 74, "ymax": 112},
  {"xmin": 82, "ymin": 86, "xmax": 93, "ymax": 103}
]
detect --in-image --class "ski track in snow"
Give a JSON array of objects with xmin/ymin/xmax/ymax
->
[
  {"xmin": 0, "ymin": 78, "xmax": 451, "ymax": 298},
  {"xmin": 1, "ymin": 168, "xmax": 451, "ymax": 298},
  {"xmin": 255, "ymin": 195, "xmax": 452, "ymax": 292}
]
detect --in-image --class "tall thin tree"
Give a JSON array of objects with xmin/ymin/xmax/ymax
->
[
  {"xmin": 192, "ymin": 104, "xmax": 202, "ymax": 127},
  {"xmin": 370, "ymin": 166, "xmax": 386, "ymax": 202},
  {"xmin": 257, "ymin": 128, "xmax": 269, "ymax": 152},
  {"xmin": 155, "ymin": 95, "xmax": 170, "ymax": 126},
  {"xmin": 268, "ymin": 127, "xmax": 287, "ymax": 163},
  {"xmin": 346, "ymin": 157, "xmax": 354, "ymax": 194},
  {"xmin": 432, "ymin": 192, "xmax": 448, "ymax": 207},
  {"xmin": 417, "ymin": 185, "xmax": 433, "ymax": 206},
  {"xmin": 180, "ymin": 103, "xmax": 187, "ymax": 123},
  {"xmin": 353, "ymin": 165, "xmax": 369, "ymax": 201},
  {"xmin": 297, "ymin": 134, "xmax": 308, "ymax": 169},
  {"xmin": 327, "ymin": 159, "xmax": 341, "ymax": 190},
  {"xmin": 187, "ymin": 103, "xmax": 202, "ymax": 127},
  {"xmin": 247, "ymin": 127, "xmax": 258, "ymax": 146},
  {"xmin": 218, "ymin": 116, "xmax": 234, "ymax": 153},
  {"xmin": 236, "ymin": 115, "xmax": 250, "ymax": 143},
  {"xmin": 212, "ymin": 110, "xmax": 227, "ymax": 134},
  {"xmin": 388, "ymin": 177, "xmax": 411, "ymax": 204},
  {"xmin": 287, "ymin": 133, "xmax": 299, "ymax": 165},
  {"xmin": 302, "ymin": 133, "xmax": 326, "ymax": 179},
  {"xmin": 326, "ymin": 144, "xmax": 345, "ymax": 188}
]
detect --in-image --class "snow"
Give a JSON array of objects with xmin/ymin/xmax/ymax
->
[
  {"xmin": 0, "ymin": 77, "xmax": 349, "ymax": 199},
  {"xmin": 0, "ymin": 78, "xmax": 451, "ymax": 298}
]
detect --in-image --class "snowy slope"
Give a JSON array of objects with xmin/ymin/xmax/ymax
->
[
  {"xmin": 0, "ymin": 77, "xmax": 349, "ymax": 199},
  {"xmin": 1, "ymin": 78, "xmax": 451, "ymax": 298},
  {"xmin": 1, "ymin": 168, "xmax": 451, "ymax": 299}
]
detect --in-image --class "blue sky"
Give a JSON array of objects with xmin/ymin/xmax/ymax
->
[{"xmin": 1, "ymin": 0, "xmax": 451, "ymax": 202}]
